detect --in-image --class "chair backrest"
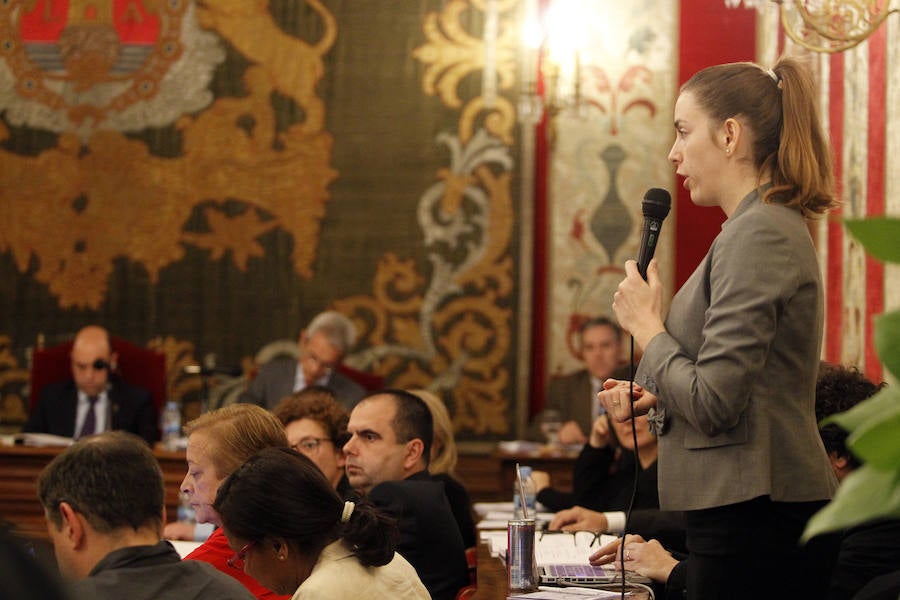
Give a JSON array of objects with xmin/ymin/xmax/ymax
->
[
  {"xmin": 335, "ymin": 363, "xmax": 384, "ymax": 393},
  {"xmin": 30, "ymin": 337, "xmax": 168, "ymax": 418}
]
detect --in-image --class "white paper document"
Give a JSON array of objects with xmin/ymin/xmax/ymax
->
[{"xmin": 508, "ymin": 586, "xmax": 633, "ymax": 599}]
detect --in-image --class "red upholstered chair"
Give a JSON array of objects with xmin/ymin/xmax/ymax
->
[
  {"xmin": 335, "ymin": 363, "xmax": 385, "ymax": 393},
  {"xmin": 29, "ymin": 336, "xmax": 168, "ymax": 420},
  {"xmin": 455, "ymin": 546, "xmax": 478, "ymax": 600}
]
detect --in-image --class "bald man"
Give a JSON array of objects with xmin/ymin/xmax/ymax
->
[{"xmin": 25, "ymin": 326, "xmax": 158, "ymax": 444}]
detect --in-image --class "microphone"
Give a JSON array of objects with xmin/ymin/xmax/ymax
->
[
  {"xmin": 636, "ymin": 188, "xmax": 672, "ymax": 280},
  {"xmin": 183, "ymin": 365, "xmax": 243, "ymax": 377}
]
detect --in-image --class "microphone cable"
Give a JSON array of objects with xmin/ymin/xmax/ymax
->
[{"xmin": 618, "ymin": 335, "xmax": 641, "ymax": 600}]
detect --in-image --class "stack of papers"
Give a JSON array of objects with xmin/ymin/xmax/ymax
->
[
  {"xmin": 9, "ymin": 433, "xmax": 74, "ymax": 447},
  {"xmin": 480, "ymin": 528, "xmax": 617, "ymax": 565},
  {"xmin": 509, "ymin": 588, "xmax": 635, "ymax": 599},
  {"xmin": 476, "ymin": 509, "xmax": 555, "ymax": 531}
]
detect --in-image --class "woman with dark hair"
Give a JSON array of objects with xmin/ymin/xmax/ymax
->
[
  {"xmin": 599, "ymin": 56, "xmax": 839, "ymax": 599},
  {"xmin": 214, "ymin": 447, "xmax": 429, "ymax": 599}
]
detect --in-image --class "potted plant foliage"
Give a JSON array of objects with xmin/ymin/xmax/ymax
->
[{"xmin": 803, "ymin": 216, "xmax": 900, "ymax": 541}]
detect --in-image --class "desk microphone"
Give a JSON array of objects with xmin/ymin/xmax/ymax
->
[{"xmin": 183, "ymin": 365, "xmax": 243, "ymax": 377}]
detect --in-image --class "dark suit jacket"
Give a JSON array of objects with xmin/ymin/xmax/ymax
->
[
  {"xmin": 237, "ymin": 356, "xmax": 365, "ymax": 411},
  {"xmin": 25, "ymin": 376, "xmax": 158, "ymax": 444},
  {"xmin": 527, "ymin": 369, "xmax": 594, "ymax": 441},
  {"xmin": 367, "ymin": 471, "xmax": 469, "ymax": 600},
  {"xmin": 829, "ymin": 518, "xmax": 900, "ymax": 600},
  {"xmin": 432, "ymin": 472, "xmax": 477, "ymax": 548},
  {"xmin": 537, "ymin": 443, "xmax": 686, "ymax": 553}
]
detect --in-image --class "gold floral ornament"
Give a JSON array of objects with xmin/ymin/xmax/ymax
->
[
  {"xmin": 0, "ymin": 335, "xmax": 30, "ymax": 425},
  {"xmin": 0, "ymin": 0, "xmax": 338, "ymax": 309},
  {"xmin": 336, "ymin": 0, "xmax": 517, "ymax": 435},
  {"xmin": 412, "ymin": 0, "xmax": 518, "ymax": 145}
]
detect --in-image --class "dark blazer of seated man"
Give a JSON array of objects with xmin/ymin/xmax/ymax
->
[
  {"xmin": 37, "ymin": 431, "xmax": 255, "ymax": 600},
  {"xmin": 25, "ymin": 325, "xmax": 158, "ymax": 444},
  {"xmin": 344, "ymin": 390, "xmax": 469, "ymax": 600},
  {"xmin": 238, "ymin": 311, "xmax": 366, "ymax": 411}
]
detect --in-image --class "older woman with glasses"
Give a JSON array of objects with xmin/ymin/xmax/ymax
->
[
  {"xmin": 273, "ymin": 386, "xmax": 351, "ymax": 496},
  {"xmin": 215, "ymin": 447, "xmax": 430, "ymax": 600},
  {"xmin": 179, "ymin": 404, "xmax": 290, "ymax": 600}
]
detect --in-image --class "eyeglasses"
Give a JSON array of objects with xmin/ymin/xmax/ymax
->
[
  {"xmin": 291, "ymin": 437, "xmax": 333, "ymax": 455},
  {"xmin": 227, "ymin": 540, "xmax": 256, "ymax": 569},
  {"xmin": 300, "ymin": 338, "xmax": 339, "ymax": 374}
]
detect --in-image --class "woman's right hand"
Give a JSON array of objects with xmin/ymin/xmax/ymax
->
[
  {"xmin": 598, "ymin": 379, "xmax": 657, "ymax": 422},
  {"xmin": 590, "ymin": 534, "xmax": 679, "ymax": 584}
]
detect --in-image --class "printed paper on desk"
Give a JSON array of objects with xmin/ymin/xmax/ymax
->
[
  {"xmin": 476, "ymin": 519, "xmax": 509, "ymax": 530},
  {"xmin": 535, "ymin": 531, "xmax": 618, "ymax": 566},
  {"xmin": 473, "ymin": 501, "xmax": 515, "ymax": 517},
  {"xmin": 508, "ymin": 587, "xmax": 626, "ymax": 599},
  {"xmin": 483, "ymin": 511, "xmax": 556, "ymax": 522}
]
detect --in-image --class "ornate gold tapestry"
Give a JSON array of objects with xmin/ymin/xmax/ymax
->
[{"xmin": 0, "ymin": 0, "xmax": 521, "ymax": 437}]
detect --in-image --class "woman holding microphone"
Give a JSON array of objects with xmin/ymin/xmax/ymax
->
[{"xmin": 599, "ymin": 57, "xmax": 839, "ymax": 599}]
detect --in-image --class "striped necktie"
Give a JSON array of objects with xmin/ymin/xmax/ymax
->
[{"xmin": 79, "ymin": 396, "xmax": 99, "ymax": 438}]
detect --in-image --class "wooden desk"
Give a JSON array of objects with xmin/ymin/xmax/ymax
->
[
  {"xmin": 0, "ymin": 444, "xmax": 187, "ymax": 540},
  {"xmin": 493, "ymin": 448, "xmax": 578, "ymax": 497},
  {"xmin": 440, "ymin": 446, "xmax": 580, "ymax": 503},
  {"xmin": 471, "ymin": 541, "xmax": 509, "ymax": 600}
]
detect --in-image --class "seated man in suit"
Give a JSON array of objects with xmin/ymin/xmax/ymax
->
[
  {"xmin": 25, "ymin": 325, "xmax": 158, "ymax": 444},
  {"xmin": 529, "ymin": 316, "xmax": 623, "ymax": 444},
  {"xmin": 344, "ymin": 390, "xmax": 469, "ymax": 600},
  {"xmin": 239, "ymin": 311, "xmax": 366, "ymax": 411},
  {"xmin": 36, "ymin": 431, "xmax": 255, "ymax": 600}
]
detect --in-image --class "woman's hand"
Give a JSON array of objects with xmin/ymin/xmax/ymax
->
[
  {"xmin": 558, "ymin": 420, "xmax": 588, "ymax": 445},
  {"xmin": 530, "ymin": 470, "xmax": 551, "ymax": 494},
  {"xmin": 163, "ymin": 520, "xmax": 196, "ymax": 541},
  {"xmin": 548, "ymin": 506, "xmax": 608, "ymax": 532},
  {"xmin": 598, "ymin": 378, "xmax": 657, "ymax": 422},
  {"xmin": 613, "ymin": 259, "xmax": 666, "ymax": 351},
  {"xmin": 589, "ymin": 534, "xmax": 679, "ymax": 584},
  {"xmin": 588, "ymin": 414, "xmax": 613, "ymax": 448}
]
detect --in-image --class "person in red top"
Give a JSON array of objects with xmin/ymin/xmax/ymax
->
[{"xmin": 178, "ymin": 404, "xmax": 291, "ymax": 600}]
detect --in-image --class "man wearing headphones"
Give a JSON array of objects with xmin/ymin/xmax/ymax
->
[{"xmin": 25, "ymin": 325, "xmax": 158, "ymax": 444}]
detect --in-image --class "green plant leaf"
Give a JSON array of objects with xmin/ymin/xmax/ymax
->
[
  {"xmin": 847, "ymin": 399, "xmax": 900, "ymax": 469},
  {"xmin": 802, "ymin": 465, "xmax": 900, "ymax": 542},
  {"xmin": 823, "ymin": 386, "xmax": 899, "ymax": 434},
  {"xmin": 845, "ymin": 217, "xmax": 900, "ymax": 263},
  {"xmin": 875, "ymin": 309, "xmax": 900, "ymax": 380}
]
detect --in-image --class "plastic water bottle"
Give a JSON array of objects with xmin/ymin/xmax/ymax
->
[
  {"xmin": 161, "ymin": 401, "xmax": 181, "ymax": 451},
  {"xmin": 513, "ymin": 465, "xmax": 537, "ymax": 519}
]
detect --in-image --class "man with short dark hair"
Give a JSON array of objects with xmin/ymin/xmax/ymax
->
[
  {"xmin": 239, "ymin": 311, "xmax": 366, "ymax": 410},
  {"xmin": 37, "ymin": 431, "xmax": 254, "ymax": 600},
  {"xmin": 25, "ymin": 325, "xmax": 158, "ymax": 444},
  {"xmin": 344, "ymin": 390, "xmax": 468, "ymax": 600}
]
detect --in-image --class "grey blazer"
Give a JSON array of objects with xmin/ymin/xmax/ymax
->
[
  {"xmin": 238, "ymin": 356, "xmax": 366, "ymax": 411},
  {"xmin": 636, "ymin": 189, "xmax": 837, "ymax": 511}
]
